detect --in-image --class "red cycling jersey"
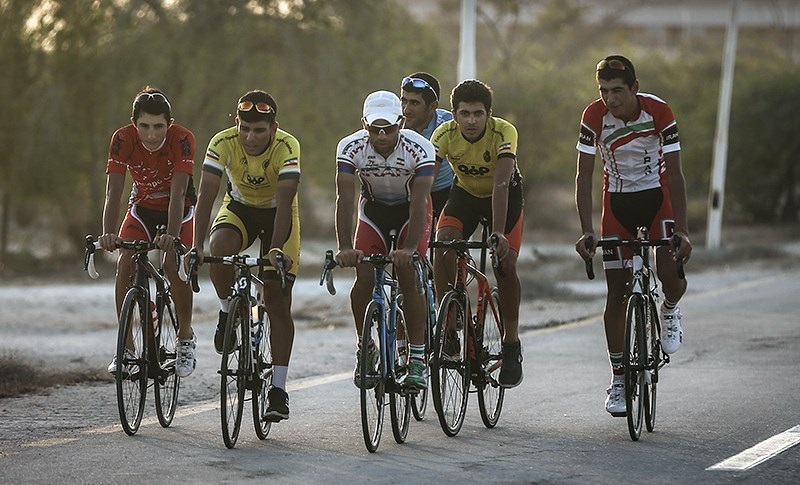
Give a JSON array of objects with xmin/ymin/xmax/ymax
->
[{"xmin": 106, "ymin": 123, "xmax": 196, "ymax": 211}]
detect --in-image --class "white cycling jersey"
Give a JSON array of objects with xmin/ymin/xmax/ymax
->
[{"xmin": 336, "ymin": 128, "xmax": 435, "ymax": 206}]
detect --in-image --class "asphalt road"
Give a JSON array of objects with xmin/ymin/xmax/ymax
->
[{"xmin": 0, "ymin": 252, "xmax": 798, "ymax": 484}]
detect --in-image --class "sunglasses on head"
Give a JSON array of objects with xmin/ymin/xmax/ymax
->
[
  {"xmin": 133, "ymin": 92, "xmax": 171, "ymax": 110},
  {"xmin": 237, "ymin": 100, "xmax": 274, "ymax": 114},
  {"xmin": 401, "ymin": 77, "xmax": 438, "ymax": 101},
  {"xmin": 596, "ymin": 59, "xmax": 628, "ymax": 72},
  {"xmin": 365, "ymin": 122, "xmax": 400, "ymax": 136}
]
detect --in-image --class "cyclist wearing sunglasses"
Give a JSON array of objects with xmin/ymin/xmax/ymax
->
[
  {"xmin": 334, "ymin": 90, "xmax": 435, "ymax": 391},
  {"xmin": 431, "ymin": 79, "xmax": 525, "ymax": 389},
  {"xmin": 100, "ymin": 87, "xmax": 198, "ymax": 378},
  {"xmin": 574, "ymin": 55, "xmax": 693, "ymax": 415},
  {"xmin": 400, "ymin": 72, "xmax": 454, "ymax": 217},
  {"xmin": 191, "ymin": 90, "xmax": 301, "ymax": 422}
]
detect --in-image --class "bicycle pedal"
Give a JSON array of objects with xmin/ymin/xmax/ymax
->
[{"xmin": 610, "ymin": 412, "xmax": 627, "ymax": 418}]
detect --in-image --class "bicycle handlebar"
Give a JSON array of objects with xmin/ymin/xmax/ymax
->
[
  {"xmin": 84, "ymin": 234, "xmax": 188, "ymax": 283},
  {"xmin": 583, "ymin": 234, "xmax": 685, "ymax": 280},
  {"xmin": 189, "ymin": 250, "xmax": 287, "ymax": 294},
  {"xmin": 319, "ymin": 250, "xmax": 426, "ymax": 296}
]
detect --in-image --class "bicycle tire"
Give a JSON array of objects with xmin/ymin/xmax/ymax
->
[
  {"xmin": 220, "ymin": 294, "xmax": 247, "ymax": 449},
  {"xmin": 644, "ymin": 295, "xmax": 659, "ymax": 432},
  {"xmin": 116, "ymin": 288, "xmax": 148, "ymax": 436},
  {"xmin": 478, "ymin": 287, "xmax": 505, "ymax": 428},
  {"xmin": 625, "ymin": 294, "xmax": 646, "ymax": 441},
  {"xmin": 360, "ymin": 301, "xmax": 385, "ymax": 452},
  {"xmin": 390, "ymin": 306, "xmax": 411, "ymax": 444},
  {"xmin": 411, "ymin": 286, "xmax": 433, "ymax": 421},
  {"xmin": 253, "ymin": 303, "xmax": 273, "ymax": 440},
  {"xmin": 431, "ymin": 291, "xmax": 469, "ymax": 437},
  {"xmin": 154, "ymin": 294, "xmax": 180, "ymax": 428}
]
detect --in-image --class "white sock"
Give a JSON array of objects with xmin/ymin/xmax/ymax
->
[{"xmin": 272, "ymin": 365, "xmax": 288, "ymax": 390}]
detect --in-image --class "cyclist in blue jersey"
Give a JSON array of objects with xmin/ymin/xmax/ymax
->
[{"xmin": 400, "ymin": 72, "xmax": 454, "ymax": 217}]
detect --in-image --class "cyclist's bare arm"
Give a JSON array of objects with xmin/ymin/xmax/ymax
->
[
  {"xmin": 575, "ymin": 151, "xmax": 596, "ymax": 259},
  {"xmin": 663, "ymin": 151, "xmax": 692, "ymax": 263},
  {"xmin": 100, "ymin": 172, "xmax": 126, "ymax": 251},
  {"xmin": 156, "ymin": 171, "xmax": 190, "ymax": 253},
  {"xmin": 491, "ymin": 156, "xmax": 515, "ymax": 259},
  {"xmin": 268, "ymin": 178, "xmax": 299, "ymax": 271},
  {"xmin": 190, "ymin": 167, "xmax": 223, "ymax": 265},
  {"xmin": 334, "ymin": 171, "xmax": 362, "ymax": 267}
]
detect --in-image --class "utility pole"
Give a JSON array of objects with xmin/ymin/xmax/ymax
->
[
  {"xmin": 458, "ymin": 0, "xmax": 477, "ymax": 81},
  {"xmin": 706, "ymin": 0, "xmax": 740, "ymax": 248}
]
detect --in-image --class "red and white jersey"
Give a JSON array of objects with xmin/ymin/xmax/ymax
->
[{"xmin": 576, "ymin": 93, "xmax": 680, "ymax": 193}]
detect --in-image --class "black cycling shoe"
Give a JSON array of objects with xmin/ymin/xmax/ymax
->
[
  {"xmin": 499, "ymin": 340, "xmax": 523, "ymax": 388},
  {"xmin": 214, "ymin": 310, "xmax": 228, "ymax": 354},
  {"xmin": 263, "ymin": 386, "xmax": 289, "ymax": 422}
]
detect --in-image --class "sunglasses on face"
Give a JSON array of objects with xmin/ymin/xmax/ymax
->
[
  {"xmin": 401, "ymin": 77, "xmax": 438, "ymax": 101},
  {"xmin": 596, "ymin": 59, "xmax": 628, "ymax": 72},
  {"xmin": 132, "ymin": 92, "xmax": 171, "ymax": 110},
  {"xmin": 237, "ymin": 101, "xmax": 274, "ymax": 114},
  {"xmin": 365, "ymin": 122, "xmax": 400, "ymax": 136}
]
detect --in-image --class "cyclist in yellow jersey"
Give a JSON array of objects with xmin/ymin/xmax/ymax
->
[
  {"xmin": 431, "ymin": 79, "xmax": 525, "ymax": 388},
  {"xmin": 191, "ymin": 90, "xmax": 300, "ymax": 422}
]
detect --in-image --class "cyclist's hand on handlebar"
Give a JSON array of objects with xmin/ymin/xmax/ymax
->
[
  {"xmin": 98, "ymin": 233, "xmax": 121, "ymax": 252},
  {"xmin": 389, "ymin": 247, "xmax": 415, "ymax": 268},
  {"xmin": 186, "ymin": 246, "xmax": 204, "ymax": 272},
  {"xmin": 154, "ymin": 233, "xmax": 178, "ymax": 253},
  {"xmin": 490, "ymin": 232, "xmax": 510, "ymax": 260},
  {"xmin": 576, "ymin": 233, "xmax": 596, "ymax": 260},
  {"xmin": 671, "ymin": 232, "xmax": 692, "ymax": 264},
  {"xmin": 335, "ymin": 248, "xmax": 363, "ymax": 267},
  {"xmin": 269, "ymin": 248, "xmax": 293, "ymax": 272}
]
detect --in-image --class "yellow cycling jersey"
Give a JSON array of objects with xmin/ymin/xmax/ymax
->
[
  {"xmin": 431, "ymin": 117, "xmax": 521, "ymax": 198},
  {"xmin": 203, "ymin": 126, "xmax": 301, "ymax": 209}
]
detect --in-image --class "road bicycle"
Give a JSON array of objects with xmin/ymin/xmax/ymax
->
[
  {"xmin": 429, "ymin": 222, "xmax": 505, "ymax": 437},
  {"xmin": 84, "ymin": 231, "xmax": 188, "ymax": 435},
  {"xmin": 189, "ymin": 249, "xmax": 283, "ymax": 449},
  {"xmin": 320, "ymin": 249, "xmax": 423, "ymax": 453},
  {"xmin": 584, "ymin": 228, "xmax": 684, "ymax": 441}
]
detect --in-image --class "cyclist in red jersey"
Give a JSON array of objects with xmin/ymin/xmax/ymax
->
[
  {"xmin": 574, "ymin": 56, "xmax": 693, "ymax": 415},
  {"xmin": 100, "ymin": 87, "xmax": 197, "ymax": 378}
]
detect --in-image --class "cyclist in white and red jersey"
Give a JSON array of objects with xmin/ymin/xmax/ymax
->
[
  {"xmin": 335, "ymin": 90, "xmax": 435, "ymax": 392},
  {"xmin": 574, "ymin": 55, "xmax": 693, "ymax": 415}
]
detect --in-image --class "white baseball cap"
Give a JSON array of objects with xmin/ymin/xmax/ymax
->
[{"xmin": 362, "ymin": 90, "xmax": 403, "ymax": 125}]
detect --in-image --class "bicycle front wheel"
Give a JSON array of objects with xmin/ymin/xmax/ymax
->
[
  {"xmin": 154, "ymin": 294, "xmax": 180, "ymax": 428},
  {"xmin": 360, "ymin": 301, "xmax": 386, "ymax": 453},
  {"xmin": 625, "ymin": 294, "xmax": 647, "ymax": 441},
  {"xmin": 431, "ymin": 291, "xmax": 469, "ymax": 437},
  {"xmin": 116, "ymin": 288, "xmax": 148, "ymax": 436},
  {"xmin": 253, "ymin": 306, "xmax": 273, "ymax": 440},
  {"xmin": 477, "ymin": 288, "xmax": 505, "ymax": 428},
  {"xmin": 220, "ymin": 295, "xmax": 247, "ymax": 449},
  {"xmin": 644, "ymin": 296, "xmax": 659, "ymax": 432},
  {"xmin": 390, "ymin": 306, "xmax": 410, "ymax": 444}
]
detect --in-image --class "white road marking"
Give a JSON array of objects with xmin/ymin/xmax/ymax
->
[{"xmin": 707, "ymin": 425, "xmax": 800, "ymax": 471}]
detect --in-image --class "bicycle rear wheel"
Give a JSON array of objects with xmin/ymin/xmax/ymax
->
[
  {"xmin": 116, "ymin": 288, "xmax": 148, "ymax": 436},
  {"xmin": 252, "ymin": 306, "xmax": 273, "ymax": 440},
  {"xmin": 390, "ymin": 306, "xmax": 410, "ymax": 444},
  {"xmin": 625, "ymin": 294, "xmax": 646, "ymax": 441},
  {"xmin": 645, "ymin": 296, "xmax": 659, "ymax": 432},
  {"xmin": 220, "ymin": 294, "xmax": 247, "ymax": 449},
  {"xmin": 431, "ymin": 291, "xmax": 469, "ymax": 437},
  {"xmin": 478, "ymin": 288, "xmax": 505, "ymax": 428},
  {"xmin": 360, "ymin": 301, "xmax": 386, "ymax": 452},
  {"xmin": 154, "ymin": 294, "xmax": 180, "ymax": 428}
]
